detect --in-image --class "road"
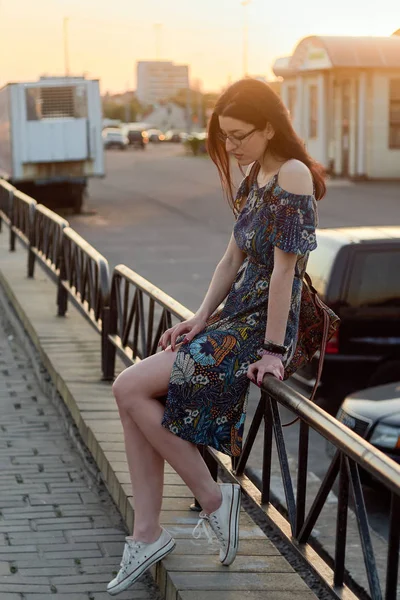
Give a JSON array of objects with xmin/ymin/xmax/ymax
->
[{"xmin": 67, "ymin": 143, "xmax": 398, "ymax": 540}]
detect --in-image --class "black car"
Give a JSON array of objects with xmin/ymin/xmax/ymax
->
[
  {"xmin": 337, "ymin": 381, "xmax": 400, "ymax": 465},
  {"xmin": 294, "ymin": 227, "xmax": 400, "ymax": 416},
  {"xmin": 127, "ymin": 129, "xmax": 148, "ymax": 149}
]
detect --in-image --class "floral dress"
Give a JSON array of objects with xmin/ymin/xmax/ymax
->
[{"xmin": 161, "ymin": 172, "xmax": 318, "ymax": 457}]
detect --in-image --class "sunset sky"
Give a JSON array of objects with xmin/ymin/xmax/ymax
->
[{"xmin": 0, "ymin": 0, "xmax": 399, "ymax": 93}]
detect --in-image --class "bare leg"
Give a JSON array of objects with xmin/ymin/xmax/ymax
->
[
  {"xmin": 120, "ymin": 415, "xmax": 165, "ymax": 543},
  {"xmin": 113, "ymin": 349, "xmax": 222, "ymax": 542}
]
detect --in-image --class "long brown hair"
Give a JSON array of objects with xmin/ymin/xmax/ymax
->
[{"xmin": 207, "ymin": 79, "xmax": 326, "ymax": 210}]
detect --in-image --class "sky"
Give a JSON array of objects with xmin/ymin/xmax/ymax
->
[{"xmin": 0, "ymin": 0, "xmax": 399, "ymax": 93}]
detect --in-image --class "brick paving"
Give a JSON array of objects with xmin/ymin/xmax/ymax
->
[{"xmin": 0, "ymin": 312, "xmax": 159, "ymax": 600}]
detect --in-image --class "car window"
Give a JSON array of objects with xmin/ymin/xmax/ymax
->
[
  {"xmin": 347, "ymin": 249, "xmax": 400, "ymax": 308},
  {"xmin": 305, "ymin": 235, "xmax": 339, "ymax": 297}
]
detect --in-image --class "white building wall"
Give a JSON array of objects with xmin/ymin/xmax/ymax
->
[
  {"xmin": 368, "ymin": 71, "xmax": 400, "ymax": 178},
  {"xmin": 348, "ymin": 77, "xmax": 358, "ymax": 177},
  {"xmin": 137, "ymin": 61, "xmax": 189, "ymax": 105},
  {"xmin": 332, "ymin": 78, "xmax": 343, "ymax": 175},
  {"xmin": 303, "ymin": 75, "xmax": 329, "ymax": 168}
]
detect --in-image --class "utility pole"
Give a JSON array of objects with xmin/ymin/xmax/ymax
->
[
  {"xmin": 63, "ymin": 17, "xmax": 70, "ymax": 76},
  {"xmin": 241, "ymin": 0, "xmax": 251, "ymax": 78}
]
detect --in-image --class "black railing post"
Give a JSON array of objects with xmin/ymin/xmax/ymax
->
[
  {"xmin": 101, "ymin": 304, "xmax": 115, "ymax": 381},
  {"xmin": 386, "ymin": 493, "xmax": 400, "ymax": 600},
  {"xmin": 333, "ymin": 453, "xmax": 349, "ymax": 588},
  {"xmin": 27, "ymin": 203, "xmax": 36, "ymax": 278},
  {"xmin": 9, "ymin": 190, "xmax": 15, "ymax": 252},
  {"xmin": 57, "ymin": 241, "xmax": 68, "ymax": 317},
  {"xmin": 295, "ymin": 420, "xmax": 309, "ymax": 537}
]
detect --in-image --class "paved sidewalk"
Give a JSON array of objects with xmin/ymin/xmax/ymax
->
[{"xmin": 0, "ymin": 312, "xmax": 159, "ymax": 600}]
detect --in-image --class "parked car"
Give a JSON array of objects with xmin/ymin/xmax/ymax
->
[
  {"xmin": 164, "ymin": 130, "xmax": 184, "ymax": 143},
  {"xmin": 293, "ymin": 227, "xmax": 400, "ymax": 416},
  {"xmin": 147, "ymin": 129, "xmax": 165, "ymax": 143},
  {"xmin": 102, "ymin": 128, "xmax": 129, "ymax": 150},
  {"xmin": 337, "ymin": 381, "xmax": 400, "ymax": 466},
  {"xmin": 127, "ymin": 129, "xmax": 148, "ymax": 149}
]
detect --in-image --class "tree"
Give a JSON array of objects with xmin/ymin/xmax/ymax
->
[{"xmin": 102, "ymin": 96, "xmax": 147, "ymax": 123}]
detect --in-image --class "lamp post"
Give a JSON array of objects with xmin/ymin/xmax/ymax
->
[{"xmin": 241, "ymin": 0, "xmax": 251, "ymax": 78}]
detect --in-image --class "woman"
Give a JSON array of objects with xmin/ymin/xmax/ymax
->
[{"xmin": 107, "ymin": 78, "xmax": 325, "ymax": 596}]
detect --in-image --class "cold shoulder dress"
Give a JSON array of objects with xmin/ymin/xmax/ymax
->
[{"xmin": 161, "ymin": 171, "xmax": 318, "ymax": 457}]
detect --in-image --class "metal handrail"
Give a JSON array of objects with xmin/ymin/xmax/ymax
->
[
  {"xmin": 0, "ymin": 180, "xmax": 37, "ymax": 251},
  {"xmin": 105, "ymin": 262, "xmax": 400, "ymax": 600},
  {"xmin": 1, "ymin": 180, "xmax": 398, "ymax": 598},
  {"xmin": 28, "ymin": 203, "xmax": 69, "ymax": 279},
  {"xmin": 0, "ymin": 179, "xmax": 14, "ymax": 230},
  {"xmin": 105, "ymin": 264, "xmax": 193, "ymax": 376},
  {"xmin": 58, "ymin": 227, "xmax": 111, "ymax": 380}
]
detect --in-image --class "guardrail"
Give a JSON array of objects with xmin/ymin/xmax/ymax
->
[
  {"xmin": 0, "ymin": 180, "xmax": 37, "ymax": 251},
  {"xmin": 58, "ymin": 227, "xmax": 111, "ymax": 380},
  {"xmin": 1, "ymin": 180, "xmax": 399, "ymax": 600},
  {"xmin": 0, "ymin": 179, "xmax": 14, "ymax": 231},
  {"xmin": 106, "ymin": 264, "xmax": 193, "ymax": 372},
  {"xmin": 28, "ymin": 204, "xmax": 69, "ymax": 279}
]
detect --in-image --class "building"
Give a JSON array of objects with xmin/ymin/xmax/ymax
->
[
  {"xmin": 136, "ymin": 61, "xmax": 189, "ymax": 105},
  {"xmin": 141, "ymin": 102, "xmax": 187, "ymax": 132},
  {"xmin": 273, "ymin": 35, "xmax": 400, "ymax": 179}
]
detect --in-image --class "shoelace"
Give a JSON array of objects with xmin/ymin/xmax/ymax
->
[
  {"xmin": 192, "ymin": 512, "xmax": 225, "ymax": 547},
  {"xmin": 120, "ymin": 540, "xmax": 141, "ymax": 573}
]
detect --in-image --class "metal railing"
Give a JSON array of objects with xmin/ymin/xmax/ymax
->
[
  {"xmin": 0, "ymin": 180, "xmax": 14, "ymax": 231},
  {"xmin": 104, "ymin": 263, "xmax": 400, "ymax": 600},
  {"xmin": 1, "ymin": 181, "xmax": 399, "ymax": 599},
  {"xmin": 0, "ymin": 180, "xmax": 37, "ymax": 251},
  {"xmin": 28, "ymin": 204, "xmax": 69, "ymax": 279},
  {"xmin": 58, "ymin": 227, "xmax": 111, "ymax": 380},
  {"xmin": 106, "ymin": 264, "xmax": 193, "ymax": 372}
]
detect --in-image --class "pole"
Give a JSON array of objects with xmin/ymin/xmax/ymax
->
[
  {"xmin": 241, "ymin": 0, "xmax": 251, "ymax": 77},
  {"xmin": 63, "ymin": 17, "xmax": 70, "ymax": 76}
]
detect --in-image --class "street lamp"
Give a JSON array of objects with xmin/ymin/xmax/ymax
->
[{"xmin": 241, "ymin": 0, "xmax": 251, "ymax": 77}]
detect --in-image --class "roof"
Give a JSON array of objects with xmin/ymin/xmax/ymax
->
[{"xmin": 273, "ymin": 35, "xmax": 400, "ymax": 76}]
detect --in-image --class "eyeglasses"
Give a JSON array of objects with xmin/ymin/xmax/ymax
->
[{"xmin": 217, "ymin": 127, "xmax": 258, "ymax": 146}]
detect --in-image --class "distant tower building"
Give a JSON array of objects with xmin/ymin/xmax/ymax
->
[{"xmin": 136, "ymin": 61, "xmax": 189, "ymax": 105}]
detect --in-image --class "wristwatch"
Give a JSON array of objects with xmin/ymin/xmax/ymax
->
[{"xmin": 262, "ymin": 339, "xmax": 288, "ymax": 356}]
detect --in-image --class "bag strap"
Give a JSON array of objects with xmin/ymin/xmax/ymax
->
[
  {"xmin": 281, "ymin": 286, "xmax": 330, "ymax": 427},
  {"xmin": 247, "ymin": 161, "xmax": 260, "ymax": 191}
]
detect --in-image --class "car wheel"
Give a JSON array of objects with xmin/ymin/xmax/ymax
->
[{"xmin": 367, "ymin": 360, "xmax": 400, "ymax": 388}]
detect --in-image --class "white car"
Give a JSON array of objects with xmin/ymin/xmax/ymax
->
[{"xmin": 102, "ymin": 128, "xmax": 129, "ymax": 150}]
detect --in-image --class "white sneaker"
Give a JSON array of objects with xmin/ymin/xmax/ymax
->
[
  {"xmin": 107, "ymin": 527, "xmax": 175, "ymax": 596},
  {"xmin": 192, "ymin": 483, "xmax": 241, "ymax": 566}
]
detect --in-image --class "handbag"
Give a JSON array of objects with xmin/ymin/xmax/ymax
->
[
  {"xmin": 282, "ymin": 273, "xmax": 340, "ymax": 425},
  {"xmin": 243, "ymin": 163, "xmax": 340, "ymax": 423}
]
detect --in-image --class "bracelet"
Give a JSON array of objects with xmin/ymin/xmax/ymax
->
[
  {"xmin": 260, "ymin": 349, "xmax": 283, "ymax": 359},
  {"xmin": 262, "ymin": 339, "xmax": 287, "ymax": 356}
]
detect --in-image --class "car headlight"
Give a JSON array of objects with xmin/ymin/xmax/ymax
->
[{"xmin": 369, "ymin": 424, "xmax": 400, "ymax": 449}]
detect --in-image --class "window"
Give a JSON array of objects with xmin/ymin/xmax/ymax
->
[
  {"xmin": 309, "ymin": 85, "xmax": 318, "ymax": 138},
  {"xmin": 389, "ymin": 79, "xmax": 400, "ymax": 149},
  {"xmin": 288, "ymin": 86, "xmax": 297, "ymax": 121},
  {"xmin": 26, "ymin": 85, "xmax": 88, "ymax": 121},
  {"xmin": 347, "ymin": 250, "xmax": 400, "ymax": 308}
]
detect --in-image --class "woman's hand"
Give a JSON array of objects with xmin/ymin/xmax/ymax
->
[
  {"xmin": 158, "ymin": 315, "xmax": 208, "ymax": 352},
  {"xmin": 247, "ymin": 354, "xmax": 284, "ymax": 386}
]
